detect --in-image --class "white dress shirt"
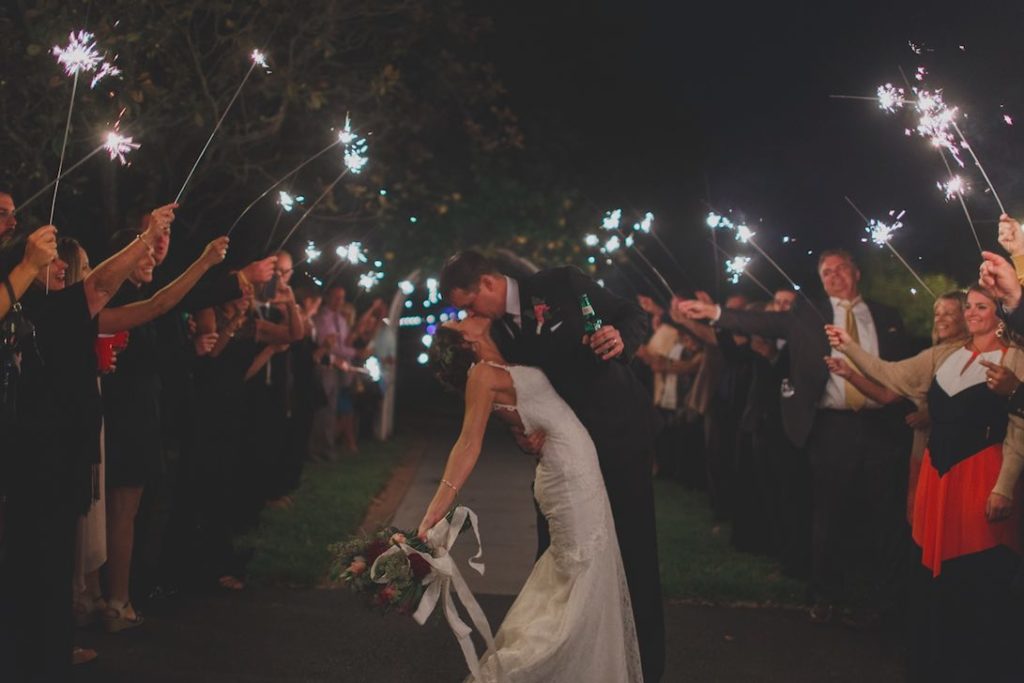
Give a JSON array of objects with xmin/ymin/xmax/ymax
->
[
  {"xmin": 505, "ymin": 276, "xmax": 522, "ymax": 329},
  {"xmin": 821, "ymin": 296, "xmax": 881, "ymax": 410}
]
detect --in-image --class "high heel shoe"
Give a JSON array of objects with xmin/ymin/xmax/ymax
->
[{"xmin": 103, "ymin": 601, "xmax": 144, "ymax": 633}]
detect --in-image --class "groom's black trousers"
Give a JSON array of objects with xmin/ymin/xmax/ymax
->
[{"xmin": 536, "ymin": 445, "xmax": 665, "ymax": 682}]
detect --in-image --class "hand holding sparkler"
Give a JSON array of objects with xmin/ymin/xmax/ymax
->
[
  {"xmin": 997, "ymin": 214, "xmax": 1024, "ymax": 257},
  {"xmin": 24, "ymin": 226, "xmax": 59, "ymax": 271},
  {"xmin": 239, "ymin": 256, "xmax": 278, "ymax": 285},
  {"xmin": 199, "ymin": 236, "xmax": 231, "ymax": 268},
  {"xmin": 979, "ymin": 251, "xmax": 1022, "ymax": 311},
  {"xmin": 673, "ymin": 298, "xmax": 719, "ymax": 321},
  {"xmin": 824, "ymin": 324, "xmax": 852, "ymax": 350}
]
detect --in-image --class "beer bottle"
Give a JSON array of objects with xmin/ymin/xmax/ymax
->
[{"xmin": 579, "ymin": 293, "xmax": 602, "ymax": 334}]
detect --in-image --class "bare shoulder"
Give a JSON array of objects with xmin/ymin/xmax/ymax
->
[{"xmin": 466, "ymin": 362, "xmax": 513, "ymax": 393}]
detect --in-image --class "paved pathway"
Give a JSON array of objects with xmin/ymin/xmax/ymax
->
[
  {"xmin": 391, "ymin": 421, "xmax": 538, "ymax": 596},
  {"xmin": 72, "ymin": 420, "xmax": 906, "ymax": 682}
]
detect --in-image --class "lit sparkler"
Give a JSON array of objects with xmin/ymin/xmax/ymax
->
[
  {"xmin": 601, "ymin": 209, "xmax": 623, "ymax": 231},
  {"xmin": 584, "ymin": 234, "xmax": 600, "ymax": 247},
  {"xmin": 846, "ymin": 197, "xmax": 935, "ymax": 297},
  {"xmin": 339, "ymin": 115, "xmax": 370, "ymax": 174},
  {"xmin": 634, "ymin": 211, "xmax": 655, "ymax": 233},
  {"xmin": 52, "ymin": 31, "xmax": 103, "ymax": 77},
  {"xmin": 226, "ymin": 134, "xmax": 343, "ymax": 236},
  {"xmin": 735, "ymin": 224, "xmax": 756, "ymax": 243},
  {"xmin": 603, "ymin": 235, "xmax": 622, "ymax": 253},
  {"xmin": 250, "ymin": 49, "xmax": 271, "ymax": 72},
  {"xmin": 337, "ymin": 242, "xmax": 368, "ymax": 265},
  {"xmin": 49, "ymin": 30, "xmax": 122, "ymax": 227},
  {"xmin": 364, "ymin": 356, "xmax": 382, "ymax": 383},
  {"xmin": 304, "ymin": 241, "xmax": 321, "ymax": 262},
  {"xmin": 103, "ymin": 131, "xmax": 139, "ymax": 165},
  {"xmin": 938, "ymin": 175, "xmax": 968, "ymax": 201},
  {"xmin": 877, "ymin": 83, "xmax": 905, "ymax": 113},
  {"xmin": 175, "ymin": 47, "xmax": 272, "ymax": 203},
  {"xmin": 398, "ymin": 280, "xmax": 415, "ymax": 295},
  {"xmin": 725, "ymin": 256, "xmax": 751, "ymax": 284},
  {"xmin": 17, "ymin": 127, "xmax": 140, "ymax": 213},
  {"xmin": 358, "ymin": 270, "xmax": 385, "ymax": 291},
  {"xmin": 278, "ymin": 191, "xmax": 301, "ymax": 212}
]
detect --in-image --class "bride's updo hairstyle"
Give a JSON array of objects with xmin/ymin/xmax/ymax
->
[{"xmin": 430, "ymin": 326, "xmax": 476, "ymax": 392}]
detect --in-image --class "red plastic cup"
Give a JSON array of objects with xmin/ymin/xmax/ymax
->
[{"xmin": 95, "ymin": 331, "xmax": 129, "ymax": 373}]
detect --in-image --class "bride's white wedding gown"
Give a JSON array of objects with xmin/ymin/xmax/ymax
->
[{"xmin": 472, "ymin": 363, "xmax": 642, "ymax": 682}]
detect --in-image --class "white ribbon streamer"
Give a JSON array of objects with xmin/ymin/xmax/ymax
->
[{"xmin": 368, "ymin": 506, "xmax": 499, "ymax": 680}]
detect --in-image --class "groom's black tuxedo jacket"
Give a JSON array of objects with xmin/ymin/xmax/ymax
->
[
  {"xmin": 717, "ymin": 296, "xmax": 910, "ymax": 448},
  {"xmin": 489, "ymin": 267, "xmax": 659, "ymax": 459}
]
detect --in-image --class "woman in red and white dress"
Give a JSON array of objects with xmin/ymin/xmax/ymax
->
[{"xmin": 826, "ymin": 286, "xmax": 1024, "ymax": 682}]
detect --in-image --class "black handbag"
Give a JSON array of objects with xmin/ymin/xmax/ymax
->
[{"xmin": 1, "ymin": 276, "xmax": 40, "ymax": 428}]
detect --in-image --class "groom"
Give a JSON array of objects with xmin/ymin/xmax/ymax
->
[{"xmin": 441, "ymin": 250, "xmax": 665, "ymax": 682}]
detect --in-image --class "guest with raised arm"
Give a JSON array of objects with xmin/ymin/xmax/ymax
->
[
  {"xmin": 825, "ymin": 285, "xmax": 1024, "ymax": 681},
  {"xmin": 0, "ymin": 213, "xmax": 164, "ymax": 681}
]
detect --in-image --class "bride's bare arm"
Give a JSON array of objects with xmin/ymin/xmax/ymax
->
[{"xmin": 417, "ymin": 365, "xmax": 497, "ymax": 538}]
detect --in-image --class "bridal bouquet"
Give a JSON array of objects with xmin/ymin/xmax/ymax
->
[
  {"xmin": 329, "ymin": 507, "xmax": 498, "ymax": 679},
  {"xmin": 328, "ymin": 526, "xmax": 433, "ymax": 614}
]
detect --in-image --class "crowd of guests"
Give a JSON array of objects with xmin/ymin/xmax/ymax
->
[
  {"xmin": 0, "ymin": 194, "xmax": 394, "ymax": 680},
  {"xmin": 634, "ymin": 216, "xmax": 1024, "ymax": 681}
]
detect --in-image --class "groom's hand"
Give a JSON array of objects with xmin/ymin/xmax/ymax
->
[
  {"xmin": 584, "ymin": 325, "xmax": 624, "ymax": 361},
  {"xmin": 511, "ymin": 425, "xmax": 545, "ymax": 455}
]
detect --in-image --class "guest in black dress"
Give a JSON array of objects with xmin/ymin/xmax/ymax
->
[
  {"xmin": 0, "ymin": 219, "xmax": 160, "ymax": 680},
  {"xmin": 100, "ymin": 226, "xmax": 229, "ymax": 631}
]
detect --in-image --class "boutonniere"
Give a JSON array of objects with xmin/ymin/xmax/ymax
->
[{"xmin": 531, "ymin": 297, "xmax": 550, "ymax": 335}]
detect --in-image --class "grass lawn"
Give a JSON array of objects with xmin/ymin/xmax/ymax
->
[
  {"xmin": 237, "ymin": 437, "xmax": 409, "ymax": 587},
  {"xmin": 655, "ymin": 480, "xmax": 808, "ymax": 605}
]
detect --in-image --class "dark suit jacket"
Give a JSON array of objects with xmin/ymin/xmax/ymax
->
[
  {"xmin": 489, "ymin": 266, "xmax": 659, "ymax": 460},
  {"xmin": 716, "ymin": 297, "xmax": 910, "ymax": 448}
]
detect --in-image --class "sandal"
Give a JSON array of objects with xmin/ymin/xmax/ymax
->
[
  {"xmin": 72, "ymin": 646, "xmax": 98, "ymax": 665},
  {"xmin": 218, "ymin": 575, "xmax": 245, "ymax": 591},
  {"xmin": 103, "ymin": 601, "xmax": 144, "ymax": 634}
]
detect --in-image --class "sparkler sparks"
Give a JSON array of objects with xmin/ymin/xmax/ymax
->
[
  {"xmin": 278, "ymin": 191, "xmax": 303, "ymax": 212},
  {"xmin": 336, "ymin": 242, "xmax": 368, "ymax": 265},
  {"xmin": 584, "ymin": 234, "xmax": 600, "ymax": 247},
  {"xmin": 364, "ymin": 356, "xmax": 382, "ymax": 383},
  {"xmin": 304, "ymin": 241, "xmax": 321, "ymax": 262},
  {"xmin": 735, "ymin": 224, "xmax": 756, "ymax": 243},
  {"xmin": 102, "ymin": 131, "xmax": 139, "ymax": 165},
  {"xmin": 1005, "ymin": 114, "xmax": 1014, "ymax": 126},
  {"xmin": 876, "ymin": 84, "xmax": 905, "ymax": 113},
  {"xmin": 601, "ymin": 209, "xmax": 622, "ymax": 231},
  {"xmin": 912, "ymin": 88, "xmax": 963, "ymax": 166},
  {"xmin": 725, "ymin": 256, "xmax": 751, "ymax": 284},
  {"xmin": 338, "ymin": 115, "xmax": 370, "ymax": 173},
  {"xmin": 634, "ymin": 211, "xmax": 655, "ymax": 233},
  {"xmin": 358, "ymin": 271, "xmax": 385, "ymax": 291},
  {"xmin": 866, "ymin": 218, "xmax": 901, "ymax": 246},
  {"xmin": 603, "ymin": 235, "xmax": 621, "ymax": 253},
  {"xmin": 398, "ymin": 280, "xmax": 415, "ymax": 295},
  {"xmin": 250, "ymin": 49, "xmax": 271, "ymax": 72},
  {"xmin": 706, "ymin": 211, "xmax": 734, "ymax": 230},
  {"xmin": 52, "ymin": 31, "xmax": 103, "ymax": 76},
  {"xmin": 938, "ymin": 175, "xmax": 968, "ymax": 201}
]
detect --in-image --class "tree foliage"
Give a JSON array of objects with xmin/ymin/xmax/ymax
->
[
  {"xmin": 0, "ymin": 0, "xmax": 584, "ymax": 278},
  {"xmin": 858, "ymin": 249, "xmax": 960, "ymax": 342}
]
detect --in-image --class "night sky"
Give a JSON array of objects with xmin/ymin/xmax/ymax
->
[{"xmin": 485, "ymin": 1, "xmax": 1024, "ymax": 293}]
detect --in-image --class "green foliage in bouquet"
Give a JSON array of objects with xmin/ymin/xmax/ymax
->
[{"xmin": 328, "ymin": 527, "xmax": 433, "ymax": 615}]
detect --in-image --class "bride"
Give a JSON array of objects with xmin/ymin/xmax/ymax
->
[{"xmin": 418, "ymin": 314, "xmax": 643, "ymax": 682}]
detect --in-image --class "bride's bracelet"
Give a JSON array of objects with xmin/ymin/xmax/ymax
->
[{"xmin": 440, "ymin": 478, "xmax": 459, "ymax": 494}]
